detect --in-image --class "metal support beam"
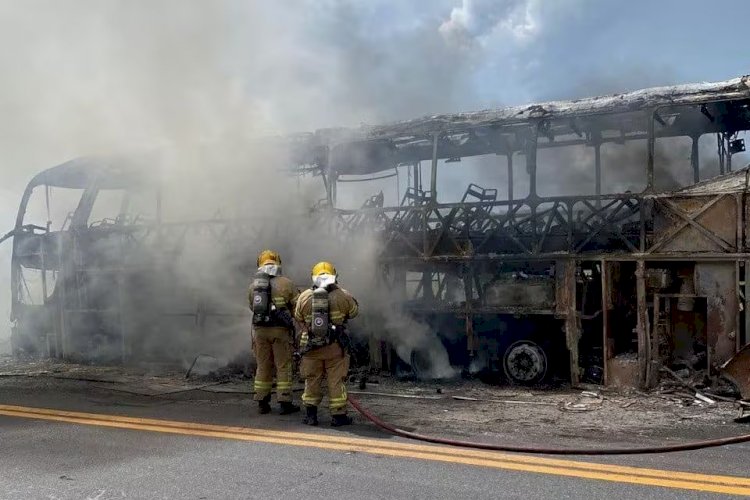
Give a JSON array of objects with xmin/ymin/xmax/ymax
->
[
  {"xmin": 647, "ymin": 114, "xmax": 655, "ymax": 191},
  {"xmin": 635, "ymin": 260, "xmax": 650, "ymax": 388},
  {"xmin": 506, "ymin": 153, "xmax": 514, "ymax": 202},
  {"xmin": 649, "ymin": 292, "xmax": 660, "ymax": 388},
  {"xmin": 734, "ymin": 260, "xmax": 747, "ymax": 353},
  {"xmin": 594, "ymin": 141, "xmax": 602, "ymax": 209},
  {"xmin": 323, "ymin": 146, "xmax": 335, "ymax": 207},
  {"xmin": 562, "ymin": 260, "xmax": 580, "ymax": 385},
  {"xmin": 691, "ymin": 135, "xmax": 700, "ymax": 183},
  {"xmin": 330, "ymin": 172, "xmax": 338, "ymax": 207},
  {"xmin": 430, "ymin": 133, "xmax": 439, "ymax": 201},
  {"xmin": 727, "ymin": 137, "xmax": 733, "ymax": 172},
  {"xmin": 462, "ymin": 268, "xmax": 475, "ymax": 356},
  {"xmin": 600, "ymin": 260, "xmax": 609, "ymax": 386},
  {"xmin": 527, "ymin": 127, "xmax": 538, "ymax": 198}
]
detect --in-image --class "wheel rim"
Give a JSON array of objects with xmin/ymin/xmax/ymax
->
[{"xmin": 503, "ymin": 340, "xmax": 547, "ymax": 383}]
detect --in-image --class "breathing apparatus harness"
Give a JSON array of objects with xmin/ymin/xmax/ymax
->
[
  {"xmin": 250, "ymin": 270, "xmax": 294, "ymax": 329},
  {"xmin": 303, "ymin": 284, "xmax": 351, "ymax": 354}
]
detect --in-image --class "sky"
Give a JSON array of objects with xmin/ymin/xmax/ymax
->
[{"xmin": 0, "ymin": 0, "xmax": 749, "ymax": 344}]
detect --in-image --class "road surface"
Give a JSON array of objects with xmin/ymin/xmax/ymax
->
[{"xmin": 0, "ymin": 378, "xmax": 748, "ymax": 499}]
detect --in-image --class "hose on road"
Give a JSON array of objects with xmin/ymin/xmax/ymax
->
[{"xmin": 347, "ymin": 394, "xmax": 750, "ymax": 455}]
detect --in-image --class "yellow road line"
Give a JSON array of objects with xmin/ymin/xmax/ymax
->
[
  {"xmin": 1, "ymin": 403, "xmax": 745, "ymax": 487},
  {"xmin": 0, "ymin": 405, "xmax": 748, "ymax": 496}
]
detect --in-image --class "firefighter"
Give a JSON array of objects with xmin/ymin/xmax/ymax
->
[
  {"xmin": 249, "ymin": 250, "xmax": 300, "ymax": 415},
  {"xmin": 294, "ymin": 261, "xmax": 359, "ymax": 427}
]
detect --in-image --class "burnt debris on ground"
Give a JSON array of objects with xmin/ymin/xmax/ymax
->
[{"xmin": 1, "ymin": 356, "xmax": 747, "ymax": 445}]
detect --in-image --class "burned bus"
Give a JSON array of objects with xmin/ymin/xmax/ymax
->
[{"xmin": 7, "ymin": 75, "xmax": 750, "ymax": 388}]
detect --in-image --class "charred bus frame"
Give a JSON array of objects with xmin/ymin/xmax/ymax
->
[
  {"xmin": 7, "ymin": 76, "xmax": 750, "ymax": 388},
  {"xmin": 296, "ymin": 76, "xmax": 750, "ymax": 386}
]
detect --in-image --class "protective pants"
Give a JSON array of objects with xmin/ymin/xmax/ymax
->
[
  {"xmin": 301, "ymin": 342, "xmax": 350, "ymax": 415},
  {"xmin": 252, "ymin": 326, "xmax": 293, "ymax": 402}
]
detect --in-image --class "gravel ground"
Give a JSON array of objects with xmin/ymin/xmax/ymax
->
[{"xmin": 352, "ymin": 376, "xmax": 747, "ymax": 445}]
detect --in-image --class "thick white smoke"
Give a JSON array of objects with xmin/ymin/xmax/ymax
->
[
  {"xmin": 1, "ymin": 0, "xmax": 748, "ymax": 371},
  {"xmin": 0, "ymin": 1, "xmax": 476, "ymax": 366}
]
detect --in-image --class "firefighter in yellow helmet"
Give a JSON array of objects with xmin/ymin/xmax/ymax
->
[
  {"xmin": 249, "ymin": 250, "xmax": 300, "ymax": 415},
  {"xmin": 294, "ymin": 261, "xmax": 359, "ymax": 426}
]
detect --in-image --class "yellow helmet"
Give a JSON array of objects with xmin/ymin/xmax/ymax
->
[
  {"xmin": 257, "ymin": 249, "xmax": 281, "ymax": 267},
  {"xmin": 311, "ymin": 261, "xmax": 336, "ymax": 277}
]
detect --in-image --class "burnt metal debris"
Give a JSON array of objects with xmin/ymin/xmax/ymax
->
[
  {"xmin": 8, "ymin": 76, "xmax": 750, "ymax": 390},
  {"xmin": 722, "ymin": 344, "xmax": 750, "ymax": 399}
]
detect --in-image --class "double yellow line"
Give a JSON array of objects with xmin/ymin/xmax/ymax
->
[{"xmin": 0, "ymin": 404, "xmax": 748, "ymax": 496}]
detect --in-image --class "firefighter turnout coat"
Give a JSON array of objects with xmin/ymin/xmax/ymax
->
[{"xmin": 294, "ymin": 286, "xmax": 358, "ymax": 414}]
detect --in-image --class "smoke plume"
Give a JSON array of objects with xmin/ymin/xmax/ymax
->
[
  {"xmin": 1, "ymin": 1, "xmax": 748, "ymax": 377},
  {"xmin": 0, "ymin": 1, "xmax": 472, "ymax": 370}
]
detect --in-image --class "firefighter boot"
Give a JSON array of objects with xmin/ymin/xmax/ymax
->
[
  {"xmin": 303, "ymin": 405, "xmax": 318, "ymax": 426},
  {"xmin": 330, "ymin": 414, "xmax": 353, "ymax": 427},
  {"xmin": 279, "ymin": 401, "xmax": 300, "ymax": 415},
  {"xmin": 258, "ymin": 395, "xmax": 272, "ymax": 414}
]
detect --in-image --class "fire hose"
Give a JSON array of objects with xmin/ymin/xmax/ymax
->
[{"xmin": 347, "ymin": 394, "xmax": 750, "ymax": 455}]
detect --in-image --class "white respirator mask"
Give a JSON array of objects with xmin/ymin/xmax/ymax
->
[
  {"xmin": 259, "ymin": 264, "xmax": 281, "ymax": 277},
  {"xmin": 313, "ymin": 273, "xmax": 337, "ymax": 289}
]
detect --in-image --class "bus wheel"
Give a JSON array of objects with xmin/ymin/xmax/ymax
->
[{"xmin": 502, "ymin": 339, "xmax": 548, "ymax": 385}]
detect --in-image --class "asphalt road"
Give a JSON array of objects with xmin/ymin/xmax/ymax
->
[{"xmin": 0, "ymin": 379, "xmax": 749, "ymax": 499}]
